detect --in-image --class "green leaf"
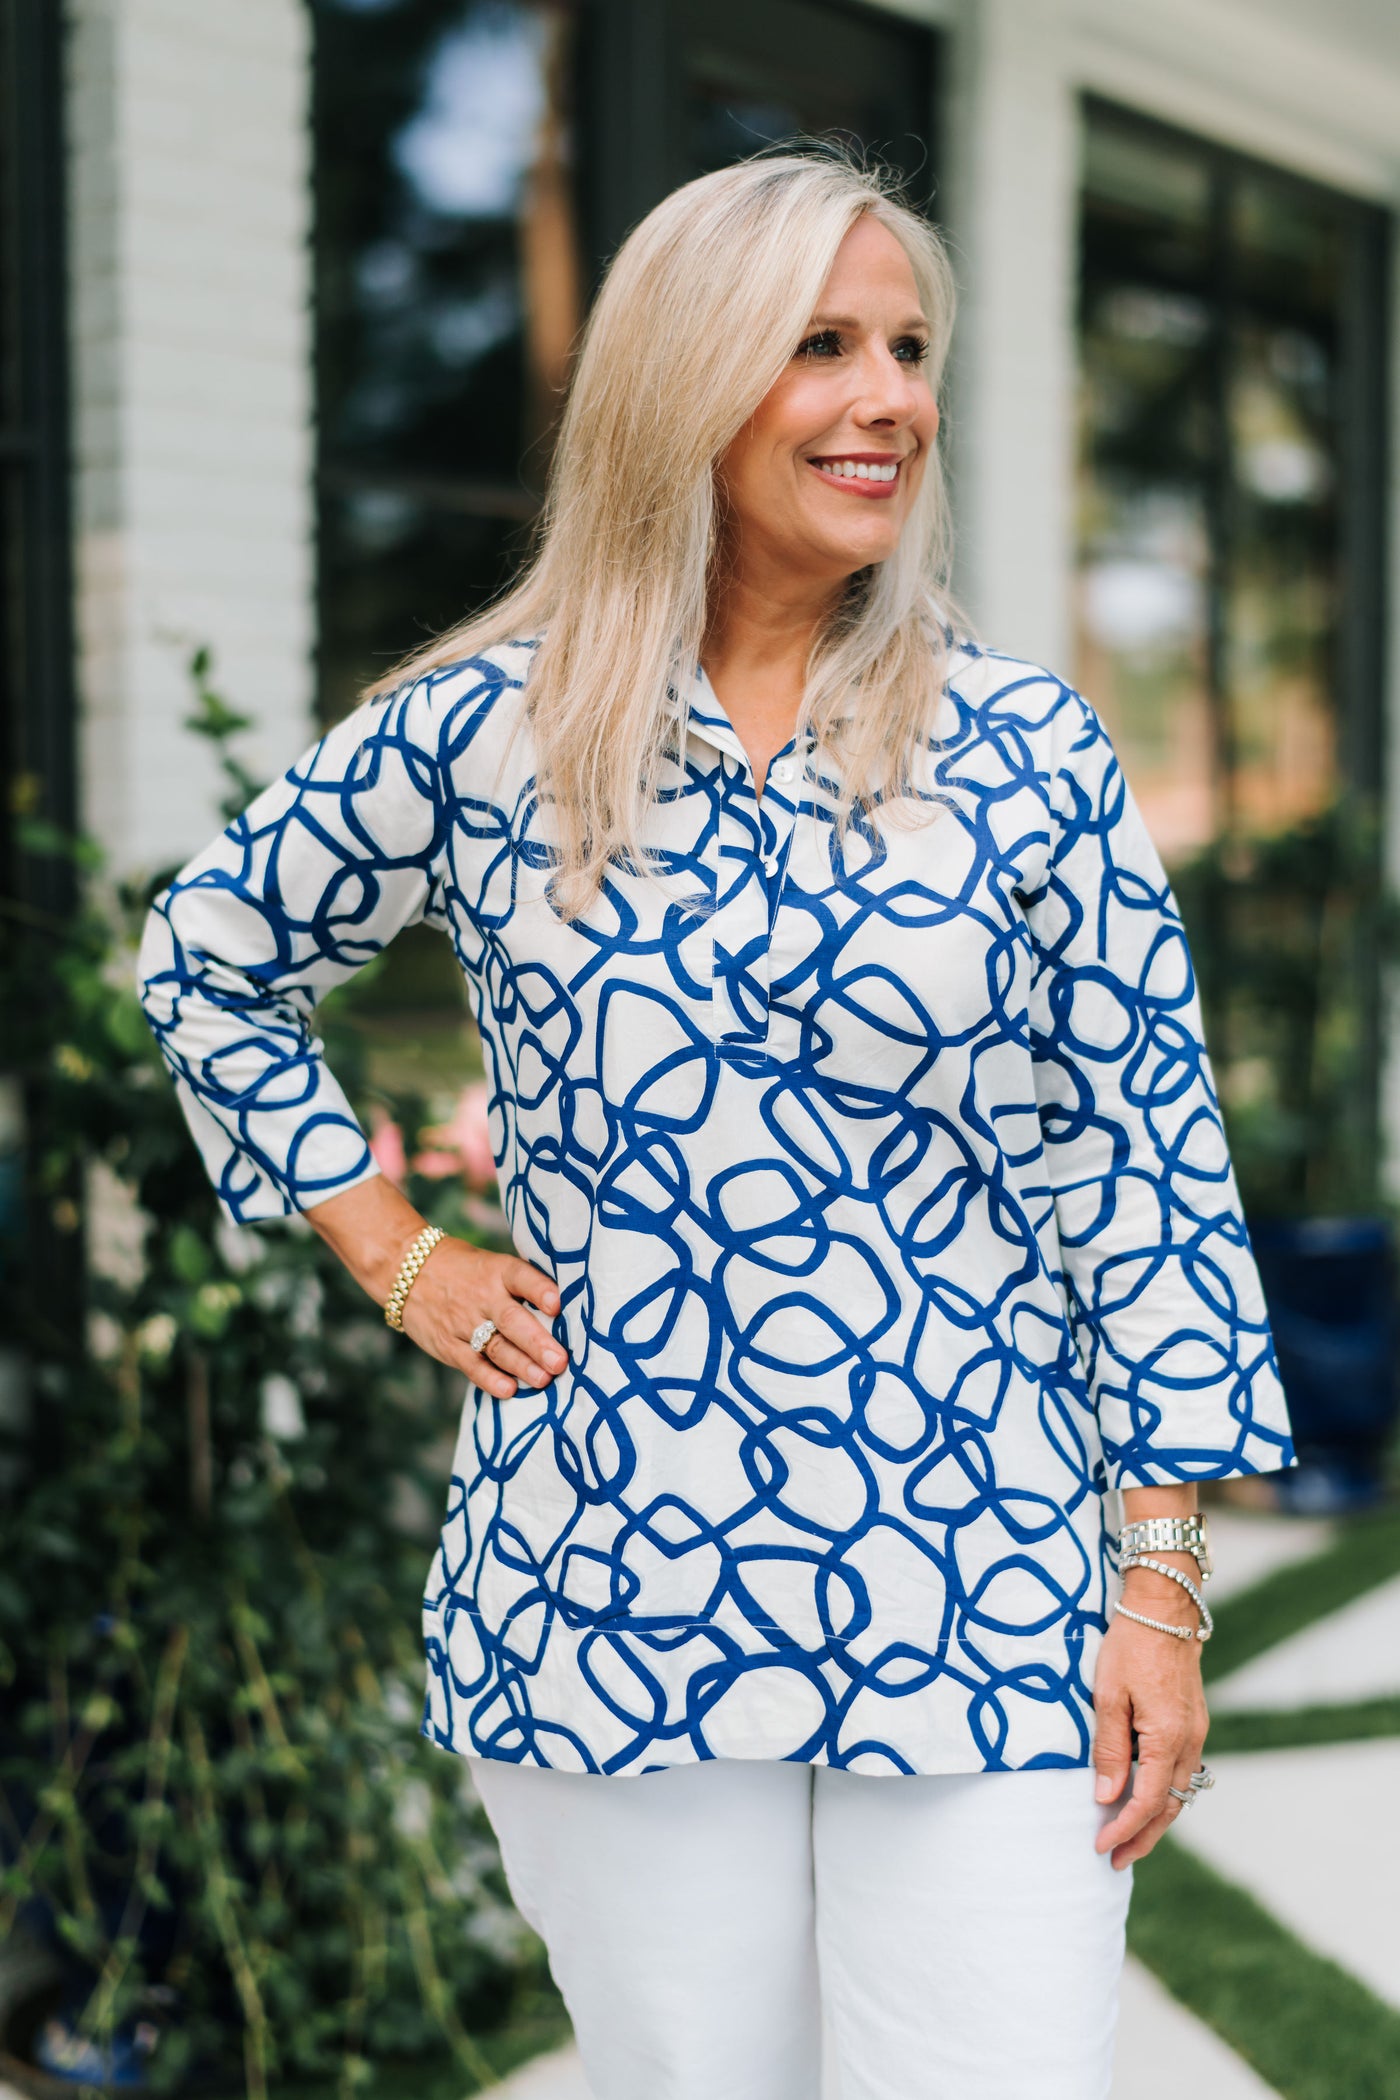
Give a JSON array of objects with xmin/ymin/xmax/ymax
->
[{"xmin": 168, "ymin": 1223, "xmax": 212, "ymax": 1284}]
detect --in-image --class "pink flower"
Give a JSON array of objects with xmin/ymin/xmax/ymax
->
[{"xmin": 367, "ymin": 1104, "xmax": 408, "ymax": 1187}]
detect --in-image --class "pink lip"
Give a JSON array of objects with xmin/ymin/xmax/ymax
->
[{"xmin": 805, "ymin": 454, "xmax": 906, "ymax": 499}]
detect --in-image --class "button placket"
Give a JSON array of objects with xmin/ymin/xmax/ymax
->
[
  {"xmin": 672, "ymin": 664, "xmax": 809, "ymax": 1057},
  {"xmin": 708, "ymin": 742, "xmax": 805, "ymax": 1053}
]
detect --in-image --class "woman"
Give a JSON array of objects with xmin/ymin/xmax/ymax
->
[{"xmin": 139, "ymin": 152, "xmax": 1294, "ymax": 2099}]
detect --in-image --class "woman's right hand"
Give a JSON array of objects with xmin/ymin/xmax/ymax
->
[
  {"xmin": 399, "ymin": 1235, "xmax": 568, "ymax": 1396},
  {"xmin": 302, "ymin": 1173, "xmax": 567, "ymax": 1397}
]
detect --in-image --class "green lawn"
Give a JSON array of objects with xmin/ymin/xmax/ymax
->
[
  {"xmin": 1129, "ymin": 1841, "xmax": 1400, "ymax": 2100},
  {"xmin": 1122, "ymin": 1498, "xmax": 1400, "ymax": 2096}
]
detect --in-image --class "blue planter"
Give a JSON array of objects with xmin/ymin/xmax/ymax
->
[{"xmin": 1249, "ymin": 1216, "xmax": 1400, "ymax": 1510}]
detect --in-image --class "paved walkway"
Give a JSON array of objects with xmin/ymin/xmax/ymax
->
[
  {"xmin": 1172, "ymin": 1736, "xmax": 1400, "ymax": 2012},
  {"xmin": 1210, "ymin": 1570, "xmax": 1400, "ymax": 1708},
  {"xmin": 1110, "ymin": 1960, "xmax": 1280, "ymax": 2098},
  {"xmin": 1199, "ymin": 1508, "xmax": 1334, "ymax": 1603}
]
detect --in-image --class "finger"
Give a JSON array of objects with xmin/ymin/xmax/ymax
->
[
  {"xmin": 1110, "ymin": 1798, "xmax": 1183, "ymax": 1871},
  {"xmin": 462, "ymin": 1343, "xmax": 518, "ymax": 1400},
  {"xmin": 479, "ymin": 1327, "xmax": 565, "ymax": 1389},
  {"xmin": 1093, "ymin": 1688, "xmax": 1133, "ymax": 1807},
  {"xmin": 1110, "ymin": 1751, "xmax": 1200, "ymax": 1869},
  {"xmin": 1096, "ymin": 1748, "xmax": 1176, "ymax": 1856},
  {"xmin": 396, "ymin": 1291, "xmax": 513, "ymax": 1393},
  {"xmin": 507, "ymin": 1259, "xmax": 562, "ymax": 1316},
  {"xmin": 483, "ymin": 1296, "xmax": 568, "ymax": 1382}
]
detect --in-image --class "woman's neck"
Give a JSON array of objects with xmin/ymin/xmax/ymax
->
[{"xmin": 701, "ymin": 566, "xmax": 844, "ymax": 765}]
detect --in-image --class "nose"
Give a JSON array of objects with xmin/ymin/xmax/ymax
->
[{"xmin": 852, "ymin": 343, "xmax": 923, "ymax": 431}]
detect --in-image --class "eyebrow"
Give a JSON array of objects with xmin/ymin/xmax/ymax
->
[{"xmin": 807, "ymin": 311, "xmax": 930, "ymax": 333}]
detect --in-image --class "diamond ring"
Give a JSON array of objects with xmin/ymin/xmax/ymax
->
[
  {"xmin": 1168, "ymin": 1762, "xmax": 1216, "ymax": 1808},
  {"xmin": 469, "ymin": 1319, "xmax": 499, "ymax": 1356}
]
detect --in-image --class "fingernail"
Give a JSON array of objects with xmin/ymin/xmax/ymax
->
[
  {"xmin": 550, "ymin": 1348, "xmax": 567, "ymax": 1368},
  {"xmin": 1095, "ymin": 1774, "xmax": 1117, "ymax": 1802}
]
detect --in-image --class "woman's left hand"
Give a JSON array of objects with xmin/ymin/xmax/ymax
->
[{"xmin": 1091, "ymin": 1571, "xmax": 1209, "ymax": 1870}]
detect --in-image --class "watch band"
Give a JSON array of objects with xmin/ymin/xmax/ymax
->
[
  {"xmin": 1117, "ymin": 1513, "xmax": 1212, "ymax": 1580},
  {"xmin": 384, "ymin": 1223, "xmax": 446, "ymax": 1331}
]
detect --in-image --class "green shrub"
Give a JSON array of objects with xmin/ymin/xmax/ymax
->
[{"xmin": 0, "ymin": 655, "xmax": 535, "ymax": 2098}]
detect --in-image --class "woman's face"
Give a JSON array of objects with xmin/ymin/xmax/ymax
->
[{"xmin": 717, "ymin": 214, "xmax": 939, "ymax": 590}]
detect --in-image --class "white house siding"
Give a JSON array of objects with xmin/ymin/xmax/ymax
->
[
  {"xmin": 65, "ymin": 0, "xmax": 315, "ymax": 880},
  {"xmin": 941, "ymin": 0, "xmax": 1079, "ymax": 672}
]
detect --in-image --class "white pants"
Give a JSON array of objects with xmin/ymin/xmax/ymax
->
[{"xmin": 471, "ymin": 1758, "xmax": 1131, "ymax": 2100}]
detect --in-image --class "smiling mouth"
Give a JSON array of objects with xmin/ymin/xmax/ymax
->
[{"xmin": 806, "ymin": 454, "xmax": 904, "ymax": 496}]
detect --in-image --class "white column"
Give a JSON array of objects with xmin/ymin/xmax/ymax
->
[
  {"xmin": 942, "ymin": 0, "xmax": 1079, "ymax": 673},
  {"xmin": 65, "ymin": 0, "xmax": 316, "ymax": 879}
]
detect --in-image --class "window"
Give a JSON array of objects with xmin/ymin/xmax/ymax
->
[
  {"xmin": 0, "ymin": 0, "xmax": 76, "ymax": 1445},
  {"xmin": 0, "ymin": 0, "xmax": 75, "ymax": 914},
  {"xmin": 1076, "ymin": 101, "xmax": 1389, "ymax": 1214},
  {"xmin": 312, "ymin": 0, "xmax": 938, "ymax": 723}
]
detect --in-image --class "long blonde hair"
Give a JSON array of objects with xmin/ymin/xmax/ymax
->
[{"xmin": 372, "ymin": 148, "xmax": 963, "ymax": 918}]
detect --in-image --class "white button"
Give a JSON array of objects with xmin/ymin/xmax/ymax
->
[{"xmin": 770, "ymin": 760, "xmax": 795, "ymax": 784}]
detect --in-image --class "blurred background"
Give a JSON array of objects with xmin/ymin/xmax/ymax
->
[{"xmin": 0, "ymin": 2, "xmax": 1397, "ymax": 2097}]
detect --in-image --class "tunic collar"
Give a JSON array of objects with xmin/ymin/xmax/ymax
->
[{"xmin": 665, "ymin": 661, "xmax": 816, "ymax": 775}]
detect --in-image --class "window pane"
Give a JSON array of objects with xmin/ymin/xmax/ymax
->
[
  {"xmin": 674, "ymin": 0, "xmax": 932, "ymax": 182},
  {"xmin": 314, "ymin": 0, "xmax": 582, "ymax": 719},
  {"xmin": 1232, "ymin": 172, "xmax": 1343, "ymax": 316},
  {"xmin": 1081, "ymin": 118, "xmax": 1211, "ymax": 286},
  {"xmin": 1226, "ymin": 315, "xmax": 1339, "ymax": 836},
  {"xmin": 1076, "ymin": 104, "xmax": 1385, "ymax": 1216},
  {"xmin": 1076, "ymin": 273, "xmax": 1216, "ymax": 857}
]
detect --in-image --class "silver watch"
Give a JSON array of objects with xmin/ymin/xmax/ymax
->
[{"xmin": 1117, "ymin": 1513, "xmax": 1212, "ymax": 1581}]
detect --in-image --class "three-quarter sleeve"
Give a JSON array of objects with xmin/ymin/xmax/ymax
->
[
  {"xmin": 137, "ymin": 676, "xmax": 452, "ymax": 1225},
  {"xmin": 1024, "ymin": 687, "xmax": 1294, "ymax": 1487}
]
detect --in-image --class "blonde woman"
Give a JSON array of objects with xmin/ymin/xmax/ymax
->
[{"xmin": 139, "ymin": 152, "xmax": 1293, "ymax": 2099}]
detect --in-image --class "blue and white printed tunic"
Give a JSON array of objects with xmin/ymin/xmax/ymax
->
[{"xmin": 138, "ymin": 636, "xmax": 1294, "ymax": 1777}]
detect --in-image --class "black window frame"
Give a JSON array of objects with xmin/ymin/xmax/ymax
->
[
  {"xmin": 0, "ymin": 0, "xmax": 78, "ymax": 1450},
  {"xmin": 0, "ymin": 0, "xmax": 76, "ymax": 919},
  {"xmin": 1079, "ymin": 93, "xmax": 1390, "ymax": 814},
  {"xmin": 580, "ymin": 0, "xmax": 942, "ymax": 279},
  {"xmin": 1077, "ymin": 93, "xmax": 1392, "ymax": 1199}
]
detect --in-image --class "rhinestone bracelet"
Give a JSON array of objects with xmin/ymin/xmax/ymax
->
[
  {"xmin": 1117, "ymin": 1551, "xmax": 1214, "ymax": 1642},
  {"xmin": 1113, "ymin": 1600, "xmax": 1198, "ymax": 1642},
  {"xmin": 384, "ymin": 1224, "xmax": 445, "ymax": 1331}
]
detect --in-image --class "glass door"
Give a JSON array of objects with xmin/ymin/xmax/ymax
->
[{"xmin": 1076, "ymin": 100, "xmax": 1389, "ymax": 1216}]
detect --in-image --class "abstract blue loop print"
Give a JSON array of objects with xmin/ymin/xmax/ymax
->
[{"xmin": 137, "ymin": 638, "xmax": 1294, "ymax": 1777}]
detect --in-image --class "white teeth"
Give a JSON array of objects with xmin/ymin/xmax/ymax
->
[{"xmin": 813, "ymin": 458, "xmax": 899, "ymax": 482}]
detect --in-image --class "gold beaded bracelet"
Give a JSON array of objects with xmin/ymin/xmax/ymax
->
[{"xmin": 384, "ymin": 1224, "xmax": 446, "ymax": 1330}]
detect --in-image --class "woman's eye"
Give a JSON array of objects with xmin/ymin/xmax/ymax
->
[
  {"xmin": 797, "ymin": 329, "xmax": 843, "ymax": 360},
  {"xmin": 894, "ymin": 336, "xmax": 930, "ymax": 366}
]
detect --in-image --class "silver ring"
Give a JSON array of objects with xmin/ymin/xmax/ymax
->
[
  {"xmin": 1166, "ymin": 1784, "xmax": 1194, "ymax": 1806},
  {"xmin": 469, "ymin": 1319, "xmax": 499, "ymax": 1356},
  {"xmin": 1188, "ymin": 1764, "xmax": 1215, "ymax": 1792}
]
